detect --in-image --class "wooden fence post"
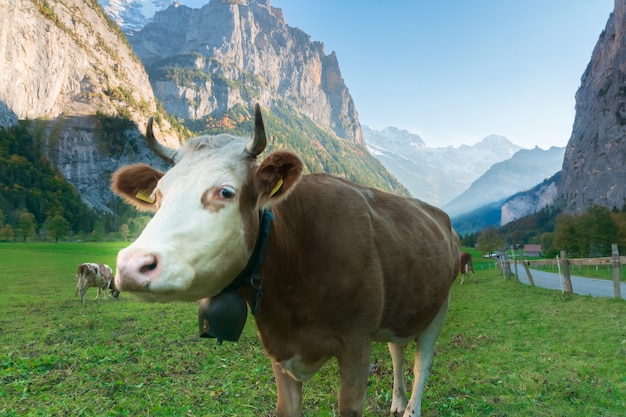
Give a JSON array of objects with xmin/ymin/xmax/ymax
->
[
  {"xmin": 503, "ymin": 251, "xmax": 512, "ymax": 280},
  {"xmin": 519, "ymin": 250, "xmax": 535, "ymax": 286},
  {"xmin": 560, "ymin": 250, "xmax": 573, "ymax": 293},
  {"xmin": 511, "ymin": 248, "xmax": 519, "ymax": 281},
  {"xmin": 612, "ymin": 243, "xmax": 622, "ymax": 299}
]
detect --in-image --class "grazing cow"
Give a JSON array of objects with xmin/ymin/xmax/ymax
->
[
  {"xmin": 112, "ymin": 105, "xmax": 460, "ymax": 417},
  {"xmin": 75, "ymin": 263, "xmax": 116, "ymax": 304},
  {"xmin": 459, "ymin": 251, "xmax": 476, "ymax": 284}
]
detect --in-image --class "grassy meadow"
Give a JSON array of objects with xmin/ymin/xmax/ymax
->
[{"xmin": 1, "ymin": 243, "xmax": 625, "ymax": 416}]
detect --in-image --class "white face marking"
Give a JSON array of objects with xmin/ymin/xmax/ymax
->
[{"xmin": 115, "ymin": 135, "xmax": 256, "ymax": 302}]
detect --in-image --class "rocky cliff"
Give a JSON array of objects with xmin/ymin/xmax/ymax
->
[
  {"xmin": 128, "ymin": 0, "xmax": 364, "ymax": 145},
  {"xmin": 1, "ymin": 0, "xmax": 155, "ymax": 124},
  {"xmin": 561, "ymin": 0, "xmax": 626, "ymax": 213},
  {"xmin": 500, "ymin": 173, "xmax": 560, "ymax": 226},
  {"xmin": 0, "ymin": 0, "xmax": 175, "ymax": 212},
  {"xmin": 1, "ymin": 0, "xmax": 400, "ymax": 215}
]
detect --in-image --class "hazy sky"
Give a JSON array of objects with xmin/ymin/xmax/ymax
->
[{"xmin": 181, "ymin": 0, "xmax": 613, "ymax": 149}]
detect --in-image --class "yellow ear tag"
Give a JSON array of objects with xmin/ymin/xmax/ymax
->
[
  {"xmin": 269, "ymin": 177, "xmax": 284, "ymax": 197},
  {"xmin": 135, "ymin": 189, "xmax": 155, "ymax": 203}
]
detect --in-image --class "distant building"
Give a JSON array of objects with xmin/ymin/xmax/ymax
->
[{"xmin": 524, "ymin": 244, "xmax": 542, "ymax": 257}]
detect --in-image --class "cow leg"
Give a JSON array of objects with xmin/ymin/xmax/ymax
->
[
  {"xmin": 403, "ymin": 297, "xmax": 449, "ymax": 417},
  {"xmin": 337, "ymin": 341, "xmax": 371, "ymax": 417},
  {"xmin": 79, "ymin": 282, "xmax": 87, "ymax": 304},
  {"xmin": 94, "ymin": 287, "xmax": 100, "ymax": 301},
  {"xmin": 271, "ymin": 360, "xmax": 303, "ymax": 417},
  {"xmin": 388, "ymin": 342, "xmax": 408, "ymax": 415},
  {"xmin": 460, "ymin": 273, "xmax": 465, "ymax": 285}
]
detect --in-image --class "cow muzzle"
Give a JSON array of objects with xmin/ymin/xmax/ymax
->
[{"xmin": 115, "ymin": 249, "xmax": 163, "ymax": 293}]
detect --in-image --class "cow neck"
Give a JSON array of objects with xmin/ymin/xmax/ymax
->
[{"xmin": 226, "ymin": 207, "xmax": 274, "ymax": 315}]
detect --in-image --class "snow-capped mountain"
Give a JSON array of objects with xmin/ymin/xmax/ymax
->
[
  {"xmin": 363, "ymin": 126, "xmax": 522, "ymax": 206},
  {"xmin": 99, "ymin": 0, "xmax": 176, "ymax": 34}
]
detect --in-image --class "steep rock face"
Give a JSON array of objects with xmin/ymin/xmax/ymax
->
[
  {"xmin": 0, "ymin": 0, "xmax": 156, "ymax": 122},
  {"xmin": 43, "ymin": 116, "xmax": 169, "ymax": 213},
  {"xmin": 500, "ymin": 173, "xmax": 560, "ymax": 226},
  {"xmin": 561, "ymin": 0, "xmax": 626, "ymax": 213},
  {"xmin": 0, "ymin": 0, "xmax": 176, "ymax": 211},
  {"xmin": 129, "ymin": 0, "xmax": 364, "ymax": 145}
]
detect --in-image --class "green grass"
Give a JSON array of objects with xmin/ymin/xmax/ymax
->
[{"xmin": 1, "ymin": 243, "xmax": 625, "ymax": 416}]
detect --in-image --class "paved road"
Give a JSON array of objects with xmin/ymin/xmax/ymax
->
[{"xmin": 513, "ymin": 265, "xmax": 625, "ymax": 299}]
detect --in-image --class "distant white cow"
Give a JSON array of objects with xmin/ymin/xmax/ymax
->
[{"xmin": 75, "ymin": 263, "xmax": 115, "ymax": 303}]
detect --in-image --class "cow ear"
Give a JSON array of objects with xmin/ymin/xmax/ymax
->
[
  {"xmin": 111, "ymin": 163, "xmax": 165, "ymax": 211},
  {"xmin": 256, "ymin": 151, "xmax": 303, "ymax": 205}
]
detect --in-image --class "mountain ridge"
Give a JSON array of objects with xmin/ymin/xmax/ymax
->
[
  {"xmin": 125, "ymin": 0, "xmax": 364, "ymax": 146},
  {"xmin": 443, "ymin": 146, "xmax": 564, "ymax": 218},
  {"xmin": 362, "ymin": 126, "xmax": 525, "ymax": 207}
]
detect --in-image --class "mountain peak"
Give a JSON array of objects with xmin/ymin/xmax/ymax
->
[
  {"xmin": 476, "ymin": 134, "xmax": 517, "ymax": 147},
  {"xmin": 362, "ymin": 125, "xmax": 425, "ymax": 153},
  {"xmin": 100, "ymin": 0, "xmax": 176, "ymax": 34}
]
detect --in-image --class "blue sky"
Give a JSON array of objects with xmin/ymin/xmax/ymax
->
[{"xmin": 181, "ymin": 0, "xmax": 613, "ymax": 149}]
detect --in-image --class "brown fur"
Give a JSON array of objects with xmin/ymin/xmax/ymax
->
[
  {"xmin": 459, "ymin": 251, "xmax": 476, "ymax": 284},
  {"xmin": 111, "ymin": 164, "xmax": 164, "ymax": 210},
  {"xmin": 111, "ymin": 107, "xmax": 460, "ymax": 417}
]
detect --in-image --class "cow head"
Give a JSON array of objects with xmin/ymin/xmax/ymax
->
[{"xmin": 112, "ymin": 104, "xmax": 303, "ymax": 302}]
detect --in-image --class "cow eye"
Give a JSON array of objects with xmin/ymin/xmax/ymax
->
[{"xmin": 217, "ymin": 186, "xmax": 236, "ymax": 200}]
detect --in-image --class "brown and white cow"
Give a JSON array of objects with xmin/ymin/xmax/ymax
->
[
  {"xmin": 459, "ymin": 251, "xmax": 476, "ymax": 284},
  {"xmin": 112, "ymin": 105, "xmax": 460, "ymax": 417},
  {"xmin": 75, "ymin": 263, "xmax": 116, "ymax": 304}
]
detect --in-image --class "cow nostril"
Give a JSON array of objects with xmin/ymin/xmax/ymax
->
[{"xmin": 140, "ymin": 261, "xmax": 158, "ymax": 274}]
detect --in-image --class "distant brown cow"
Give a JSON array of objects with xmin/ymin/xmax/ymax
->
[
  {"xmin": 459, "ymin": 252, "xmax": 476, "ymax": 284},
  {"xmin": 75, "ymin": 263, "xmax": 116, "ymax": 303}
]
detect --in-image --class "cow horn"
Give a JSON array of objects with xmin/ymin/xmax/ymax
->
[
  {"xmin": 245, "ymin": 104, "xmax": 267, "ymax": 157},
  {"xmin": 146, "ymin": 117, "xmax": 177, "ymax": 164}
]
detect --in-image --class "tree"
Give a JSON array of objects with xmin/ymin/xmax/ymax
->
[
  {"xmin": 119, "ymin": 223, "xmax": 129, "ymax": 241},
  {"xmin": 477, "ymin": 227, "xmax": 505, "ymax": 256},
  {"xmin": 91, "ymin": 221, "xmax": 105, "ymax": 242},
  {"xmin": 1, "ymin": 224, "xmax": 15, "ymax": 241},
  {"xmin": 19, "ymin": 211, "xmax": 35, "ymax": 241},
  {"xmin": 554, "ymin": 213, "xmax": 582, "ymax": 257},
  {"xmin": 611, "ymin": 211, "xmax": 626, "ymax": 252},
  {"xmin": 460, "ymin": 232, "xmax": 478, "ymax": 248},
  {"xmin": 540, "ymin": 232, "xmax": 558, "ymax": 258},
  {"xmin": 48, "ymin": 214, "xmax": 70, "ymax": 242},
  {"xmin": 580, "ymin": 205, "xmax": 616, "ymax": 256},
  {"xmin": 554, "ymin": 206, "xmax": 619, "ymax": 257}
]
